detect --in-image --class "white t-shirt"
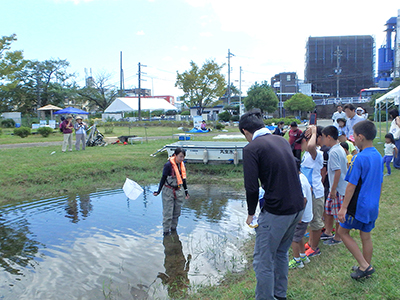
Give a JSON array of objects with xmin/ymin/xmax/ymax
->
[
  {"xmin": 327, "ymin": 143, "xmax": 348, "ymax": 196},
  {"xmin": 389, "ymin": 119, "xmax": 400, "ymax": 140},
  {"xmin": 384, "ymin": 143, "xmax": 396, "ymax": 156},
  {"xmin": 301, "ymin": 150, "xmax": 324, "ymax": 199},
  {"xmin": 299, "ymin": 173, "xmax": 313, "ymax": 223}
]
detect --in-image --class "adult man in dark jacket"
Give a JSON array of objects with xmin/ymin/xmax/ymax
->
[{"xmin": 239, "ymin": 109, "xmax": 304, "ymax": 300}]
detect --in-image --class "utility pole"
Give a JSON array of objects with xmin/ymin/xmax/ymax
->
[
  {"xmin": 36, "ymin": 65, "xmax": 41, "ymax": 119},
  {"xmin": 138, "ymin": 62, "xmax": 147, "ymax": 121},
  {"xmin": 334, "ymin": 46, "xmax": 342, "ymax": 98},
  {"xmin": 119, "ymin": 51, "xmax": 124, "ymax": 97},
  {"xmin": 227, "ymin": 49, "xmax": 235, "ymax": 105},
  {"xmin": 239, "ymin": 66, "xmax": 242, "ymax": 116}
]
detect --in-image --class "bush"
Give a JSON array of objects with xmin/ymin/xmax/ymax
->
[
  {"xmin": 0, "ymin": 128, "xmax": 2, "ymax": 135},
  {"xmin": 264, "ymin": 117, "xmax": 301, "ymax": 126},
  {"xmin": 230, "ymin": 115, "xmax": 240, "ymax": 122},
  {"xmin": 1, "ymin": 118, "xmax": 16, "ymax": 128},
  {"xmin": 14, "ymin": 127, "xmax": 31, "ymax": 138},
  {"xmin": 180, "ymin": 110, "xmax": 190, "ymax": 116},
  {"xmin": 37, "ymin": 127, "xmax": 54, "ymax": 137},
  {"xmin": 218, "ymin": 111, "xmax": 231, "ymax": 122},
  {"xmin": 215, "ymin": 123, "xmax": 225, "ymax": 130},
  {"xmin": 104, "ymin": 123, "xmax": 114, "ymax": 134}
]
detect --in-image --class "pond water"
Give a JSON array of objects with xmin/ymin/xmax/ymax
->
[{"xmin": 0, "ymin": 184, "xmax": 253, "ymax": 300}]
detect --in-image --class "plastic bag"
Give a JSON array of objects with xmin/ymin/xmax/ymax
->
[{"xmin": 123, "ymin": 178, "xmax": 144, "ymax": 200}]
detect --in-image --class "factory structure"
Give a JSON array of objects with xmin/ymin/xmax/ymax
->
[{"xmin": 272, "ymin": 9, "xmax": 400, "ymax": 100}]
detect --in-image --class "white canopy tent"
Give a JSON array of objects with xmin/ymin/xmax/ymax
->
[
  {"xmin": 104, "ymin": 97, "xmax": 177, "ymax": 113},
  {"xmin": 374, "ymin": 85, "xmax": 400, "ymax": 140},
  {"xmin": 375, "ymin": 85, "xmax": 400, "ymax": 105}
]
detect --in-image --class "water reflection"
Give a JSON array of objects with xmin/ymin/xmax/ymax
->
[
  {"xmin": 0, "ymin": 219, "xmax": 41, "ymax": 275},
  {"xmin": 64, "ymin": 193, "xmax": 93, "ymax": 223},
  {"xmin": 0, "ymin": 185, "xmax": 250, "ymax": 299},
  {"xmin": 158, "ymin": 232, "xmax": 191, "ymax": 298}
]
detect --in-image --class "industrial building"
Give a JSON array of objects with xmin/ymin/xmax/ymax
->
[{"xmin": 305, "ymin": 35, "xmax": 374, "ymax": 98}]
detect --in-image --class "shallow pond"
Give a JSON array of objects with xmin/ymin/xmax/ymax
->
[{"xmin": 0, "ymin": 184, "xmax": 253, "ymax": 299}]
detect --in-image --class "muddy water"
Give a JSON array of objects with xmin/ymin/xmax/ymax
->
[{"xmin": 0, "ymin": 184, "xmax": 253, "ymax": 299}]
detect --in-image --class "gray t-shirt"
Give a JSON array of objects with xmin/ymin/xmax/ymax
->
[{"xmin": 327, "ymin": 143, "xmax": 348, "ymax": 196}]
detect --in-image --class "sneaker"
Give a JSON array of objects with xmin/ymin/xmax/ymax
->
[
  {"xmin": 300, "ymin": 255, "xmax": 310, "ymax": 264},
  {"xmin": 305, "ymin": 247, "xmax": 321, "ymax": 257},
  {"xmin": 320, "ymin": 232, "xmax": 334, "ymax": 240},
  {"xmin": 323, "ymin": 238, "xmax": 342, "ymax": 246},
  {"xmin": 384, "ymin": 173, "xmax": 391, "ymax": 177},
  {"xmin": 304, "ymin": 242, "xmax": 310, "ymax": 250},
  {"xmin": 289, "ymin": 258, "xmax": 304, "ymax": 269}
]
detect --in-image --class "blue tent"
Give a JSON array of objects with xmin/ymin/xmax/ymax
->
[{"xmin": 54, "ymin": 107, "xmax": 89, "ymax": 115}]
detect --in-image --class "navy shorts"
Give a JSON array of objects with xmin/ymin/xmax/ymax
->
[{"xmin": 340, "ymin": 214, "xmax": 375, "ymax": 233}]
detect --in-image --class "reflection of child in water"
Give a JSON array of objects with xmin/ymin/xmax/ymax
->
[{"xmin": 158, "ymin": 232, "xmax": 191, "ymax": 298}]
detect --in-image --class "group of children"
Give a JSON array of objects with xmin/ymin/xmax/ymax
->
[{"xmin": 287, "ymin": 120, "xmax": 391, "ymax": 280}]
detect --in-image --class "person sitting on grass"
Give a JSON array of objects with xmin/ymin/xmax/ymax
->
[
  {"xmin": 338, "ymin": 120, "xmax": 383, "ymax": 280},
  {"xmin": 289, "ymin": 158, "xmax": 313, "ymax": 269},
  {"xmin": 321, "ymin": 125, "xmax": 348, "ymax": 246}
]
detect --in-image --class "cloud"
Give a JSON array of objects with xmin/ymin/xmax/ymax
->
[
  {"xmin": 176, "ymin": 45, "xmax": 189, "ymax": 51},
  {"xmin": 136, "ymin": 30, "xmax": 145, "ymax": 36},
  {"xmin": 163, "ymin": 56, "xmax": 173, "ymax": 61},
  {"xmin": 200, "ymin": 32, "xmax": 213, "ymax": 37}
]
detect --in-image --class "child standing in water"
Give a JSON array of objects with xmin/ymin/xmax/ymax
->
[{"xmin": 383, "ymin": 133, "xmax": 398, "ymax": 176}]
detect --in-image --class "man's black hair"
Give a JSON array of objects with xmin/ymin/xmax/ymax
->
[
  {"xmin": 290, "ymin": 121, "xmax": 298, "ymax": 127},
  {"xmin": 336, "ymin": 118, "xmax": 346, "ymax": 125},
  {"xmin": 322, "ymin": 125, "xmax": 339, "ymax": 140},
  {"xmin": 340, "ymin": 141, "xmax": 349, "ymax": 151},
  {"xmin": 385, "ymin": 133, "xmax": 396, "ymax": 144},
  {"xmin": 239, "ymin": 108, "xmax": 265, "ymax": 135},
  {"xmin": 353, "ymin": 120, "xmax": 376, "ymax": 141},
  {"xmin": 343, "ymin": 103, "xmax": 356, "ymax": 111},
  {"xmin": 278, "ymin": 121, "xmax": 285, "ymax": 125},
  {"xmin": 389, "ymin": 108, "xmax": 399, "ymax": 119}
]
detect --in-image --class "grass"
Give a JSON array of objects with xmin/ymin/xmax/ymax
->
[
  {"xmin": 0, "ymin": 134, "xmax": 244, "ymax": 204},
  {"xmin": 1, "ymin": 122, "xmax": 399, "ymax": 299}
]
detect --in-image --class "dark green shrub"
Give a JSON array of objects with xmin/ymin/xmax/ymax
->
[
  {"xmin": 218, "ymin": 111, "xmax": 231, "ymax": 122},
  {"xmin": 230, "ymin": 115, "xmax": 240, "ymax": 121},
  {"xmin": 14, "ymin": 127, "xmax": 31, "ymax": 138},
  {"xmin": 215, "ymin": 123, "xmax": 225, "ymax": 130},
  {"xmin": 1, "ymin": 118, "xmax": 16, "ymax": 128},
  {"xmin": 37, "ymin": 127, "xmax": 54, "ymax": 137},
  {"xmin": 0, "ymin": 128, "xmax": 2, "ymax": 135},
  {"xmin": 180, "ymin": 110, "xmax": 190, "ymax": 116}
]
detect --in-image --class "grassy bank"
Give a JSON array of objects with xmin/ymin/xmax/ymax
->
[{"xmin": 0, "ymin": 137, "xmax": 243, "ymax": 204}]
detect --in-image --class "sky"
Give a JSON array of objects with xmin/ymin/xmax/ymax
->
[{"xmin": 1, "ymin": 0, "xmax": 400, "ymax": 99}]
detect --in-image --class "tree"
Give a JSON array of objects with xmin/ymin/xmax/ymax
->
[
  {"xmin": 284, "ymin": 93, "xmax": 315, "ymax": 117},
  {"xmin": 3, "ymin": 58, "xmax": 75, "ymax": 115},
  {"xmin": 244, "ymin": 81, "xmax": 278, "ymax": 113},
  {"xmin": 389, "ymin": 78, "xmax": 400, "ymax": 90},
  {"xmin": 78, "ymin": 72, "xmax": 118, "ymax": 111},
  {"xmin": 0, "ymin": 34, "xmax": 27, "ymax": 111},
  {"xmin": 175, "ymin": 59, "xmax": 226, "ymax": 115}
]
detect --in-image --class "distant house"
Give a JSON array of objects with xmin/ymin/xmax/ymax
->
[{"xmin": 189, "ymin": 105, "xmax": 224, "ymax": 120}]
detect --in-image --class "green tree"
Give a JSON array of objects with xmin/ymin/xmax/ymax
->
[
  {"xmin": 0, "ymin": 34, "xmax": 27, "ymax": 111},
  {"xmin": 244, "ymin": 81, "xmax": 278, "ymax": 113},
  {"xmin": 175, "ymin": 59, "xmax": 226, "ymax": 115},
  {"xmin": 389, "ymin": 78, "xmax": 400, "ymax": 90},
  {"xmin": 78, "ymin": 72, "xmax": 118, "ymax": 111},
  {"xmin": 2, "ymin": 58, "xmax": 75, "ymax": 114},
  {"xmin": 284, "ymin": 93, "xmax": 315, "ymax": 117}
]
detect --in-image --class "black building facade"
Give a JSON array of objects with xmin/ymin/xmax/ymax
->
[{"xmin": 305, "ymin": 36, "xmax": 374, "ymax": 97}]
